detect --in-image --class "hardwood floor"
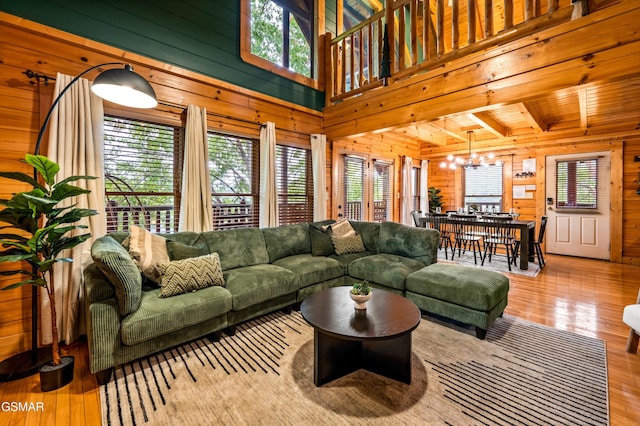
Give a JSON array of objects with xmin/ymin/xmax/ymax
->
[{"xmin": 1, "ymin": 254, "xmax": 639, "ymax": 425}]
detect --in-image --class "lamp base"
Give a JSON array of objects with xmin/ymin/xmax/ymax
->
[{"xmin": 0, "ymin": 347, "xmax": 52, "ymax": 382}]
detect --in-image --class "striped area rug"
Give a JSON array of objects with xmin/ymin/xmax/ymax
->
[{"xmin": 101, "ymin": 311, "xmax": 608, "ymax": 425}]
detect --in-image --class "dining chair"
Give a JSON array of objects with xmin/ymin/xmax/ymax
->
[
  {"xmin": 481, "ymin": 217, "xmax": 517, "ymax": 271},
  {"xmin": 513, "ymin": 215, "xmax": 547, "ymax": 268},
  {"xmin": 452, "ymin": 215, "xmax": 483, "ymax": 264},
  {"xmin": 623, "ymin": 289, "xmax": 640, "ymax": 353},
  {"xmin": 425, "ymin": 214, "xmax": 454, "ymax": 259},
  {"xmin": 411, "ymin": 210, "xmax": 422, "ymax": 227}
]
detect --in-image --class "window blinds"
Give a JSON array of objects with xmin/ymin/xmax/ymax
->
[
  {"xmin": 555, "ymin": 158, "xmax": 598, "ymax": 209},
  {"xmin": 276, "ymin": 145, "xmax": 314, "ymax": 225},
  {"xmin": 342, "ymin": 155, "xmax": 366, "ymax": 221},
  {"xmin": 103, "ymin": 115, "xmax": 183, "ymax": 233},
  {"xmin": 207, "ymin": 132, "xmax": 260, "ymax": 229}
]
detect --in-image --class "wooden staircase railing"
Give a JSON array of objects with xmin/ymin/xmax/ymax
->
[{"xmin": 326, "ymin": 0, "xmax": 573, "ymax": 106}]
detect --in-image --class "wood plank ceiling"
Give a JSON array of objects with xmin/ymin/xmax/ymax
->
[{"xmin": 385, "ymin": 75, "xmax": 640, "ymax": 154}]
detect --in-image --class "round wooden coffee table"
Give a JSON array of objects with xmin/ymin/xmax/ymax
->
[{"xmin": 300, "ymin": 286, "xmax": 421, "ymax": 386}]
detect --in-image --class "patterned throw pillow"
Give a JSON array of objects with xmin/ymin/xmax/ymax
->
[
  {"xmin": 330, "ymin": 218, "xmax": 356, "ymax": 238},
  {"xmin": 129, "ymin": 226, "xmax": 170, "ymax": 283},
  {"xmin": 158, "ymin": 253, "xmax": 225, "ymax": 298},
  {"xmin": 331, "ymin": 233, "xmax": 366, "ymax": 255}
]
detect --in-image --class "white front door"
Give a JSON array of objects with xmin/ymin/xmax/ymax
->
[{"xmin": 545, "ymin": 152, "xmax": 610, "ymax": 260}]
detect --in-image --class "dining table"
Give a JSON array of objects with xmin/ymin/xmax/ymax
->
[{"xmin": 419, "ymin": 214, "xmax": 536, "ymax": 270}]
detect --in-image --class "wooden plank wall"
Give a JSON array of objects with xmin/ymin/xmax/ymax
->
[
  {"xmin": 424, "ymin": 136, "xmax": 640, "ymax": 263},
  {"xmin": 0, "ymin": 15, "xmax": 323, "ymax": 362}
]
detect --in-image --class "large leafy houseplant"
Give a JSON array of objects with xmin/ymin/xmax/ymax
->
[
  {"xmin": 0, "ymin": 155, "xmax": 97, "ymax": 368},
  {"xmin": 428, "ymin": 186, "xmax": 444, "ymax": 213}
]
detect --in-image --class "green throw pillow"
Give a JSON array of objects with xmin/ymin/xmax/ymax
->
[
  {"xmin": 310, "ymin": 225, "xmax": 335, "ymax": 256},
  {"xmin": 158, "ymin": 253, "xmax": 225, "ymax": 298},
  {"xmin": 91, "ymin": 236, "xmax": 142, "ymax": 316},
  {"xmin": 331, "ymin": 233, "xmax": 366, "ymax": 255},
  {"xmin": 166, "ymin": 240, "xmax": 210, "ymax": 260}
]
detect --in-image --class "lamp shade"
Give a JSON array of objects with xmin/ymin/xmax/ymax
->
[{"xmin": 91, "ymin": 64, "xmax": 157, "ymax": 108}]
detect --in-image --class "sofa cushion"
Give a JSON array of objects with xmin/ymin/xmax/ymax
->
[
  {"xmin": 350, "ymin": 221, "xmax": 380, "ymax": 253},
  {"xmin": 166, "ymin": 238, "xmax": 209, "ymax": 260},
  {"xmin": 331, "ymin": 233, "xmax": 366, "ymax": 255},
  {"xmin": 120, "ymin": 285, "xmax": 232, "ymax": 346},
  {"xmin": 262, "ymin": 223, "xmax": 311, "ymax": 263},
  {"xmin": 331, "ymin": 250, "xmax": 375, "ymax": 266},
  {"xmin": 378, "ymin": 221, "xmax": 439, "ymax": 265},
  {"xmin": 348, "ymin": 253, "xmax": 425, "ymax": 291},
  {"xmin": 158, "ymin": 253, "xmax": 225, "ymax": 298},
  {"xmin": 406, "ymin": 263, "xmax": 509, "ymax": 311},
  {"xmin": 310, "ymin": 224, "xmax": 335, "ymax": 256},
  {"xmin": 223, "ymin": 264, "xmax": 299, "ymax": 311},
  {"xmin": 201, "ymin": 228, "xmax": 269, "ymax": 270},
  {"xmin": 129, "ymin": 226, "xmax": 170, "ymax": 283},
  {"xmin": 91, "ymin": 236, "xmax": 142, "ymax": 316},
  {"xmin": 273, "ymin": 254, "xmax": 345, "ymax": 288}
]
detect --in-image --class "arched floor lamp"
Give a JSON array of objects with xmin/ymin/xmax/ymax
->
[{"xmin": 0, "ymin": 63, "xmax": 157, "ymax": 381}]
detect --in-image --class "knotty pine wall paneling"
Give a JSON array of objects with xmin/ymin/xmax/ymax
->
[{"xmin": 0, "ymin": 15, "xmax": 323, "ymax": 362}]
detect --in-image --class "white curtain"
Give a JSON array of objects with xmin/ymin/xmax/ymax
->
[
  {"xmin": 420, "ymin": 160, "xmax": 429, "ymax": 213},
  {"xmin": 179, "ymin": 105, "xmax": 213, "ymax": 232},
  {"xmin": 311, "ymin": 134, "xmax": 327, "ymax": 221},
  {"xmin": 259, "ymin": 122, "xmax": 278, "ymax": 227},
  {"xmin": 401, "ymin": 156, "xmax": 414, "ymax": 226},
  {"xmin": 44, "ymin": 73, "xmax": 106, "ymax": 345}
]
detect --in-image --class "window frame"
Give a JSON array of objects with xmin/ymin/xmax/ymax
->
[
  {"xmin": 463, "ymin": 164, "xmax": 504, "ymax": 213},
  {"xmin": 207, "ymin": 131, "xmax": 261, "ymax": 230},
  {"xmin": 240, "ymin": 0, "xmax": 321, "ymax": 89},
  {"xmin": 276, "ymin": 144, "xmax": 314, "ymax": 225},
  {"xmin": 103, "ymin": 115, "xmax": 184, "ymax": 234},
  {"xmin": 555, "ymin": 158, "xmax": 599, "ymax": 210}
]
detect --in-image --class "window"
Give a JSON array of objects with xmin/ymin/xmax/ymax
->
[
  {"xmin": 208, "ymin": 132, "xmax": 260, "ymax": 229},
  {"xmin": 464, "ymin": 165, "xmax": 503, "ymax": 212},
  {"xmin": 103, "ymin": 116, "xmax": 183, "ymax": 233},
  {"xmin": 341, "ymin": 0, "xmax": 383, "ymax": 32},
  {"xmin": 336, "ymin": 153, "xmax": 394, "ymax": 222},
  {"xmin": 412, "ymin": 166, "xmax": 421, "ymax": 211},
  {"xmin": 241, "ymin": 0, "xmax": 318, "ymax": 88},
  {"xmin": 556, "ymin": 158, "xmax": 598, "ymax": 209},
  {"xmin": 276, "ymin": 145, "xmax": 314, "ymax": 225},
  {"xmin": 373, "ymin": 160, "xmax": 392, "ymax": 222},
  {"xmin": 341, "ymin": 155, "xmax": 366, "ymax": 220}
]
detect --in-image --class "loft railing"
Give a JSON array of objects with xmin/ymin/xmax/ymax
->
[{"xmin": 325, "ymin": 0, "xmax": 574, "ymax": 105}]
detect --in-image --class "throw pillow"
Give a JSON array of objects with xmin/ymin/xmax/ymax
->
[
  {"xmin": 91, "ymin": 235, "xmax": 142, "ymax": 316},
  {"xmin": 128, "ymin": 226, "xmax": 170, "ymax": 283},
  {"xmin": 166, "ymin": 240, "xmax": 210, "ymax": 260},
  {"xmin": 158, "ymin": 253, "xmax": 225, "ymax": 298},
  {"xmin": 309, "ymin": 225, "xmax": 335, "ymax": 256},
  {"xmin": 330, "ymin": 218, "xmax": 356, "ymax": 237},
  {"xmin": 331, "ymin": 233, "xmax": 366, "ymax": 255}
]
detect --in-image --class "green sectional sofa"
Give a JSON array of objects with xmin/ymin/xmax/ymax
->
[{"xmin": 83, "ymin": 220, "xmax": 508, "ymax": 384}]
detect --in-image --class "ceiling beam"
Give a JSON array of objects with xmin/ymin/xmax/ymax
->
[
  {"xmin": 578, "ymin": 88, "xmax": 588, "ymax": 129},
  {"xmin": 427, "ymin": 121, "xmax": 468, "ymax": 142},
  {"xmin": 467, "ymin": 112, "xmax": 510, "ymax": 137},
  {"xmin": 517, "ymin": 102, "xmax": 546, "ymax": 133}
]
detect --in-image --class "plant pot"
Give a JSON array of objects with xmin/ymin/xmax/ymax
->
[
  {"xmin": 39, "ymin": 355, "xmax": 74, "ymax": 392},
  {"xmin": 349, "ymin": 291, "xmax": 371, "ymax": 309}
]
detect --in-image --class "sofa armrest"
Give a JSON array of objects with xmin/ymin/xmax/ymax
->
[{"xmin": 84, "ymin": 263, "xmax": 116, "ymax": 303}]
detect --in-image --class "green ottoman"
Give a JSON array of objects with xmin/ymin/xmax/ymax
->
[{"xmin": 405, "ymin": 263, "xmax": 509, "ymax": 339}]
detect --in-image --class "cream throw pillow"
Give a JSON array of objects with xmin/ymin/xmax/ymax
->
[
  {"xmin": 330, "ymin": 218, "xmax": 356, "ymax": 237},
  {"xmin": 158, "ymin": 253, "xmax": 225, "ymax": 298},
  {"xmin": 128, "ymin": 226, "xmax": 170, "ymax": 283}
]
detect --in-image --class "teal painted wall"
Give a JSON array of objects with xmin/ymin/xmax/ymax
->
[{"xmin": 0, "ymin": 0, "xmax": 325, "ymax": 110}]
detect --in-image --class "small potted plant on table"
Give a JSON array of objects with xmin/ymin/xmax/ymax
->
[{"xmin": 349, "ymin": 280, "xmax": 372, "ymax": 309}]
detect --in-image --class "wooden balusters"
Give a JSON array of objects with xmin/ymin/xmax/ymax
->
[{"xmin": 468, "ymin": 0, "xmax": 476, "ymax": 44}]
